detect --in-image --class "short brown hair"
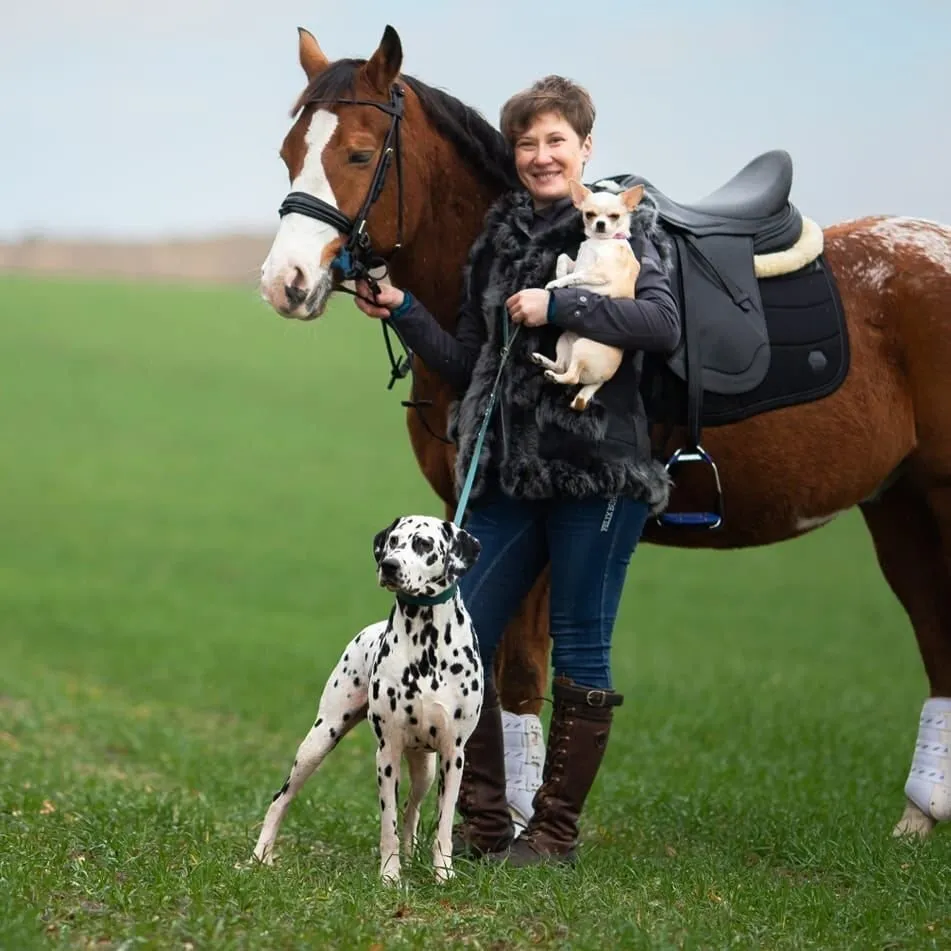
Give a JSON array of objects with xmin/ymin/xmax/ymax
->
[{"xmin": 499, "ymin": 75, "xmax": 596, "ymax": 145}]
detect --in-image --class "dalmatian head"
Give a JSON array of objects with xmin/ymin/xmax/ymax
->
[{"xmin": 373, "ymin": 515, "xmax": 481, "ymax": 599}]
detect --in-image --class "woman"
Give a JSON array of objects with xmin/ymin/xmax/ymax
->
[{"xmin": 354, "ymin": 75, "xmax": 682, "ymax": 866}]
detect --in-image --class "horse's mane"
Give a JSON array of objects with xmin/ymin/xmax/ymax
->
[{"xmin": 293, "ymin": 59, "xmax": 520, "ymax": 194}]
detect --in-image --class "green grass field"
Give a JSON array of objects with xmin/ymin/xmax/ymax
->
[{"xmin": 1, "ymin": 274, "xmax": 949, "ymax": 950}]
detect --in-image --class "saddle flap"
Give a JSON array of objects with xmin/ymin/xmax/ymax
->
[{"xmin": 666, "ymin": 233, "xmax": 771, "ymax": 395}]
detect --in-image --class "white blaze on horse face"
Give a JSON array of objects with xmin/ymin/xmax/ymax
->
[{"xmin": 260, "ymin": 109, "xmax": 341, "ymax": 318}]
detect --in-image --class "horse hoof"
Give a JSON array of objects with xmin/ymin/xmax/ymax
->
[{"xmin": 892, "ymin": 800, "xmax": 936, "ymax": 839}]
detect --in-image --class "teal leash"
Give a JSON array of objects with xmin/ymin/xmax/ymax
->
[
  {"xmin": 400, "ymin": 322, "xmax": 518, "ymax": 608},
  {"xmin": 451, "ymin": 319, "xmax": 520, "ymax": 526}
]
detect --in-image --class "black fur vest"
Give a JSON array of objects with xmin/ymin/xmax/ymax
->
[{"xmin": 448, "ymin": 188, "xmax": 672, "ymax": 513}]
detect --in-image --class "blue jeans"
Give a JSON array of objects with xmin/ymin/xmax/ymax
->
[{"xmin": 459, "ymin": 489, "xmax": 650, "ymax": 691}]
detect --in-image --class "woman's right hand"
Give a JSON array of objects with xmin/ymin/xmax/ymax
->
[{"xmin": 353, "ymin": 280, "xmax": 405, "ymax": 319}]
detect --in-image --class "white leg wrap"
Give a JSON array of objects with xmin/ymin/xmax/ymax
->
[
  {"xmin": 904, "ymin": 697, "xmax": 951, "ymax": 822},
  {"xmin": 502, "ymin": 711, "xmax": 545, "ymax": 837}
]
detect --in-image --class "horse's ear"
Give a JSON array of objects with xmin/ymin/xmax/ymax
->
[
  {"xmin": 298, "ymin": 27, "xmax": 329, "ymax": 80},
  {"xmin": 363, "ymin": 24, "xmax": 403, "ymax": 92}
]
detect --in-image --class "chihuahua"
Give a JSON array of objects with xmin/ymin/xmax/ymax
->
[{"xmin": 533, "ymin": 181, "xmax": 645, "ymax": 411}]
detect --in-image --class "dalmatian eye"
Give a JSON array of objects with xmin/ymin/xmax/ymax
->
[{"xmin": 412, "ymin": 536, "xmax": 434, "ymax": 555}]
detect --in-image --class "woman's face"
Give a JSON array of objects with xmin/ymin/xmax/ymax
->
[{"xmin": 513, "ymin": 111, "xmax": 593, "ymax": 208}]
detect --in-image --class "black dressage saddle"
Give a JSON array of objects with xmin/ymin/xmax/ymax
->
[{"xmin": 591, "ymin": 150, "xmax": 846, "ymax": 529}]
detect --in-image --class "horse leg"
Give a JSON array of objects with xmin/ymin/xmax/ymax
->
[
  {"xmin": 860, "ymin": 479, "xmax": 951, "ymax": 838},
  {"xmin": 494, "ymin": 568, "xmax": 551, "ymax": 832}
]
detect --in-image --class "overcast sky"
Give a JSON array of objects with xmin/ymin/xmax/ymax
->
[{"xmin": 2, "ymin": 1, "xmax": 948, "ymax": 240}]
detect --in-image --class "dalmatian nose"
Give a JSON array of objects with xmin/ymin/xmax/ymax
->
[{"xmin": 379, "ymin": 557, "xmax": 401, "ymax": 580}]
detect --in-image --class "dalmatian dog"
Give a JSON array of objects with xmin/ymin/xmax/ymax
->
[{"xmin": 250, "ymin": 515, "xmax": 484, "ymax": 884}]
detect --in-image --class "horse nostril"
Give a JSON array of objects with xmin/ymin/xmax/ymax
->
[{"xmin": 284, "ymin": 267, "xmax": 308, "ymax": 308}]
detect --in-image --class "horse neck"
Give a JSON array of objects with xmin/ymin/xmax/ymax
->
[{"xmin": 387, "ymin": 135, "xmax": 503, "ymax": 329}]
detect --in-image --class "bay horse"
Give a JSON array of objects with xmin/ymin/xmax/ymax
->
[{"xmin": 258, "ymin": 24, "xmax": 951, "ymax": 840}]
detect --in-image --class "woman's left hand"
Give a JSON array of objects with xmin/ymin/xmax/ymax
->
[{"xmin": 506, "ymin": 289, "xmax": 550, "ymax": 327}]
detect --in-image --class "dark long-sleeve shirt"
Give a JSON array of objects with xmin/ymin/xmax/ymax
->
[{"xmin": 386, "ymin": 200, "xmax": 682, "ymax": 395}]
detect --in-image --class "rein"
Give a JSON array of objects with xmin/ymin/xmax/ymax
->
[{"xmin": 277, "ymin": 82, "xmax": 448, "ymax": 445}]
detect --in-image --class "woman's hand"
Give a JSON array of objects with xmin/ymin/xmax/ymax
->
[
  {"xmin": 353, "ymin": 280, "xmax": 405, "ymax": 319},
  {"xmin": 506, "ymin": 289, "xmax": 550, "ymax": 327}
]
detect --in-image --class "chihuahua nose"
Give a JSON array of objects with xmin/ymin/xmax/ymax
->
[
  {"xmin": 595, "ymin": 220, "xmax": 606, "ymax": 233},
  {"xmin": 380, "ymin": 557, "xmax": 400, "ymax": 579}
]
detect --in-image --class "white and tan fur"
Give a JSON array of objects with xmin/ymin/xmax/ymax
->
[{"xmin": 534, "ymin": 181, "xmax": 645, "ymax": 411}]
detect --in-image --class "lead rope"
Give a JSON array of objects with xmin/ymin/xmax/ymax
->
[{"xmin": 451, "ymin": 318, "xmax": 520, "ymax": 525}]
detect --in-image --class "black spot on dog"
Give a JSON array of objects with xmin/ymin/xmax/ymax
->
[
  {"xmin": 409, "ymin": 716, "xmax": 418, "ymax": 725},
  {"xmin": 454, "ymin": 708, "xmax": 462, "ymax": 719},
  {"xmin": 405, "ymin": 704, "xmax": 414, "ymax": 715},
  {"xmin": 353, "ymin": 677, "xmax": 361, "ymax": 687},
  {"xmin": 314, "ymin": 717, "xmax": 323, "ymax": 728},
  {"xmin": 272, "ymin": 776, "xmax": 291, "ymax": 801},
  {"xmin": 384, "ymin": 764, "xmax": 393, "ymax": 778},
  {"xmin": 372, "ymin": 681, "xmax": 380, "ymax": 700},
  {"xmin": 329, "ymin": 727, "xmax": 337, "ymax": 739},
  {"xmin": 471, "ymin": 679, "xmax": 479, "ymax": 692},
  {"xmin": 343, "ymin": 712, "xmax": 351, "ymax": 722},
  {"xmin": 429, "ymin": 726, "xmax": 437, "ymax": 737},
  {"xmin": 450, "ymin": 663, "xmax": 463, "ymax": 675},
  {"xmin": 455, "ymin": 756, "xmax": 463, "ymax": 770},
  {"xmin": 389, "ymin": 696, "xmax": 397, "ymax": 712},
  {"xmin": 412, "ymin": 535, "xmax": 434, "ymax": 556}
]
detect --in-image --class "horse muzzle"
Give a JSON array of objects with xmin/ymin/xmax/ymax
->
[{"xmin": 260, "ymin": 265, "xmax": 334, "ymax": 320}]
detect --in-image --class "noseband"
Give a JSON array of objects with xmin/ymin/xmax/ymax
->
[{"xmin": 276, "ymin": 82, "xmax": 451, "ymax": 444}]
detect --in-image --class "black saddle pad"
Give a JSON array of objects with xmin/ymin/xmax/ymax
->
[{"xmin": 645, "ymin": 254, "xmax": 849, "ymax": 428}]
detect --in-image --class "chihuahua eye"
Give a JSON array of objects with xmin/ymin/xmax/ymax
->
[
  {"xmin": 348, "ymin": 150, "xmax": 374, "ymax": 166},
  {"xmin": 584, "ymin": 211, "xmax": 597, "ymax": 220},
  {"xmin": 608, "ymin": 214, "xmax": 620, "ymax": 221}
]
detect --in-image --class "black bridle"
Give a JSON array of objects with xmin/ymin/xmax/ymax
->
[{"xmin": 277, "ymin": 83, "xmax": 450, "ymax": 443}]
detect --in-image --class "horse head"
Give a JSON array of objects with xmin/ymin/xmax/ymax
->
[{"xmin": 260, "ymin": 26, "xmax": 412, "ymax": 319}]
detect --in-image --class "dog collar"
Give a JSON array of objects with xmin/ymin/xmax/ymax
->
[{"xmin": 397, "ymin": 584, "xmax": 458, "ymax": 607}]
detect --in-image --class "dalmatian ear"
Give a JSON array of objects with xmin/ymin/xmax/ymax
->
[
  {"xmin": 372, "ymin": 517, "xmax": 400, "ymax": 565},
  {"xmin": 445, "ymin": 522, "xmax": 481, "ymax": 582}
]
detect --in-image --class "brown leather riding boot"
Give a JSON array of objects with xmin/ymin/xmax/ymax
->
[
  {"xmin": 490, "ymin": 676, "xmax": 623, "ymax": 866},
  {"xmin": 452, "ymin": 674, "xmax": 516, "ymax": 858}
]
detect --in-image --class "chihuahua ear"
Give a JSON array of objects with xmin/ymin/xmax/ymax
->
[
  {"xmin": 621, "ymin": 183, "xmax": 645, "ymax": 211},
  {"xmin": 568, "ymin": 179, "xmax": 591, "ymax": 208}
]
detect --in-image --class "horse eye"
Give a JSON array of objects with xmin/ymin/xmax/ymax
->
[{"xmin": 348, "ymin": 150, "xmax": 374, "ymax": 166}]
